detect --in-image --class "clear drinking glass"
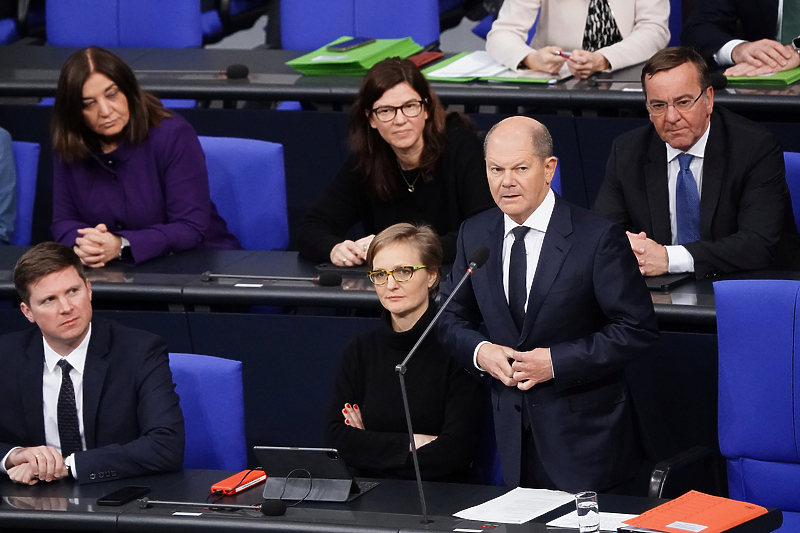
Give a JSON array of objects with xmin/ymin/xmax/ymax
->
[{"xmin": 575, "ymin": 491, "xmax": 599, "ymax": 533}]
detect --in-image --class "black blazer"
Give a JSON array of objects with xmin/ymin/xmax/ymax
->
[
  {"xmin": 682, "ymin": 0, "xmax": 780, "ymax": 67},
  {"xmin": 437, "ymin": 198, "xmax": 658, "ymax": 491},
  {"xmin": 594, "ymin": 107, "xmax": 798, "ymax": 279},
  {"xmin": 0, "ymin": 318, "xmax": 184, "ymax": 484}
]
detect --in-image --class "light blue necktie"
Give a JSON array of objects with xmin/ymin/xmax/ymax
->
[{"xmin": 676, "ymin": 153, "xmax": 701, "ymax": 244}]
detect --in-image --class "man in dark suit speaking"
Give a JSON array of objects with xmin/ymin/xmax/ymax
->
[
  {"xmin": 595, "ymin": 47, "xmax": 799, "ymax": 280},
  {"xmin": 0, "ymin": 242, "xmax": 184, "ymax": 484},
  {"xmin": 437, "ymin": 116, "xmax": 658, "ymax": 492}
]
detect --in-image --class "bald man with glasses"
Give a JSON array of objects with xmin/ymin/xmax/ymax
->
[{"xmin": 594, "ymin": 47, "xmax": 800, "ymax": 279}]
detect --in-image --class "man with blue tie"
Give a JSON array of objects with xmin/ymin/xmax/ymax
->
[
  {"xmin": 438, "ymin": 116, "xmax": 658, "ymax": 492},
  {"xmin": 594, "ymin": 47, "xmax": 799, "ymax": 280}
]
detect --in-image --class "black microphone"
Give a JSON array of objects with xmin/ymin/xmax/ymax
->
[
  {"xmin": 709, "ymin": 71, "xmax": 728, "ymax": 90},
  {"xmin": 224, "ymin": 64, "xmax": 250, "ymax": 79},
  {"xmin": 394, "ymin": 245, "xmax": 490, "ymax": 524},
  {"xmin": 201, "ymin": 271, "xmax": 342, "ymax": 287},
  {"xmin": 139, "ymin": 497, "xmax": 287, "ymax": 516}
]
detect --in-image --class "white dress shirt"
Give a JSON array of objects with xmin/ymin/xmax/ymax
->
[
  {"xmin": 713, "ymin": 0, "xmax": 785, "ymax": 66},
  {"xmin": 664, "ymin": 124, "xmax": 711, "ymax": 274},
  {"xmin": 0, "ymin": 325, "xmax": 92, "ymax": 478},
  {"xmin": 473, "ymin": 189, "xmax": 556, "ymax": 369}
]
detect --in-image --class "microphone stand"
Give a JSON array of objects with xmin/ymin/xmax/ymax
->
[{"xmin": 395, "ymin": 258, "xmax": 483, "ymax": 525}]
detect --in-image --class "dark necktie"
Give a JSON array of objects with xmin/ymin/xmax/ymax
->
[
  {"xmin": 676, "ymin": 153, "xmax": 701, "ymax": 244},
  {"xmin": 781, "ymin": 1, "xmax": 800, "ymax": 45},
  {"xmin": 56, "ymin": 359, "xmax": 83, "ymax": 457},
  {"xmin": 508, "ymin": 226, "xmax": 530, "ymax": 332}
]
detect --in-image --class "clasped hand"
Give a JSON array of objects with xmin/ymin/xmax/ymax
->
[
  {"xmin": 524, "ymin": 47, "xmax": 609, "ymax": 78},
  {"xmin": 5, "ymin": 446, "xmax": 67, "ymax": 485},
  {"xmin": 73, "ymin": 223, "xmax": 123, "ymax": 268},
  {"xmin": 726, "ymin": 40, "xmax": 800, "ymax": 77},
  {"xmin": 626, "ymin": 231, "xmax": 668, "ymax": 276},
  {"xmin": 477, "ymin": 343, "xmax": 553, "ymax": 390}
]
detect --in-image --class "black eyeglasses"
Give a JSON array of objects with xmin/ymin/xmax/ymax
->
[
  {"xmin": 367, "ymin": 266, "xmax": 426, "ymax": 285},
  {"xmin": 370, "ymin": 101, "xmax": 425, "ymax": 122},
  {"xmin": 646, "ymin": 92, "xmax": 704, "ymax": 116}
]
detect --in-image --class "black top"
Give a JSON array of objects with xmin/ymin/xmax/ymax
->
[
  {"xmin": 324, "ymin": 303, "xmax": 485, "ymax": 481},
  {"xmin": 296, "ymin": 114, "xmax": 494, "ymax": 263}
]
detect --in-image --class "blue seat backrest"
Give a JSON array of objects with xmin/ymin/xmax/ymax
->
[
  {"xmin": 11, "ymin": 141, "xmax": 40, "ymax": 247},
  {"xmin": 169, "ymin": 353, "xmax": 246, "ymax": 471},
  {"xmin": 668, "ymin": 0, "xmax": 681, "ymax": 46},
  {"xmin": 198, "ymin": 136, "xmax": 289, "ymax": 251},
  {"xmin": 714, "ymin": 279, "xmax": 800, "ymax": 512},
  {"xmin": 281, "ymin": 0, "xmax": 355, "ymax": 50},
  {"xmin": 784, "ymin": 152, "xmax": 800, "ymax": 226}
]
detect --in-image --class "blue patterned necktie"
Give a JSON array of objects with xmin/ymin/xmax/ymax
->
[
  {"xmin": 57, "ymin": 359, "xmax": 83, "ymax": 457},
  {"xmin": 508, "ymin": 226, "xmax": 530, "ymax": 332},
  {"xmin": 676, "ymin": 153, "xmax": 701, "ymax": 244}
]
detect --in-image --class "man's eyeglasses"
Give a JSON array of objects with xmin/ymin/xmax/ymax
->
[
  {"xmin": 367, "ymin": 266, "xmax": 427, "ymax": 285},
  {"xmin": 370, "ymin": 101, "xmax": 425, "ymax": 122},
  {"xmin": 646, "ymin": 92, "xmax": 704, "ymax": 116}
]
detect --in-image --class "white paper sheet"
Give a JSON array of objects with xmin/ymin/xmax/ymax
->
[
  {"xmin": 453, "ymin": 487, "xmax": 573, "ymax": 524},
  {"xmin": 546, "ymin": 510, "xmax": 639, "ymax": 531},
  {"xmin": 426, "ymin": 51, "xmax": 506, "ymax": 78}
]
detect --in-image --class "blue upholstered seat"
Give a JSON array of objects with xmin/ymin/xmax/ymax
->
[
  {"xmin": 169, "ymin": 353, "xmax": 247, "ymax": 471},
  {"xmin": 10, "ymin": 141, "xmax": 40, "ymax": 247},
  {"xmin": 198, "ymin": 136, "xmax": 289, "ymax": 251},
  {"xmin": 784, "ymin": 152, "xmax": 800, "ymax": 225}
]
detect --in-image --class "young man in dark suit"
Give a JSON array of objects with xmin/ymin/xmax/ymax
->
[
  {"xmin": 0, "ymin": 242, "xmax": 184, "ymax": 484},
  {"xmin": 437, "ymin": 116, "xmax": 658, "ymax": 492},
  {"xmin": 595, "ymin": 47, "xmax": 799, "ymax": 280}
]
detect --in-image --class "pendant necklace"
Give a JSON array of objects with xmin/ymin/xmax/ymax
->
[{"xmin": 397, "ymin": 160, "xmax": 420, "ymax": 193}]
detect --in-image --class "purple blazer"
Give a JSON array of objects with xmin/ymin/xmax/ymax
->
[{"xmin": 52, "ymin": 114, "xmax": 241, "ymax": 263}]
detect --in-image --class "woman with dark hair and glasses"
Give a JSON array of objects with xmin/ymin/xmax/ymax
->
[
  {"xmin": 324, "ymin": 223, "xmax": 483, "ymax": 481},
  {"xmin": 296, "ymin": 57, "xmax": 493, "ymax": 266},
  {"xmin": 50, "ymin": 47, "xmax": 240, "ymax": 266}
]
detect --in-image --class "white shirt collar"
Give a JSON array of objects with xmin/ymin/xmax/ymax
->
[
  {"xmin": 503, "ymin": 188, "xmax": 556, "ymax": 236},
  {"xmin": 43, "ymin": 323, "xmax": 92, "ymax": 375},
  {"xmin": 666, "ymin": 122, "xmax": 711, "ymax": 162}
]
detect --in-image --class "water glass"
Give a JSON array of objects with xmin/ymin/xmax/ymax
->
[{"xmin": 575, "ymin": 491, "xmax": 599, "ymax": 533}]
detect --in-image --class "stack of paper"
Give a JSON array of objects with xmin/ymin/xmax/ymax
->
[
  {"xmin": 286, "ymin": 37, "xmax": 422, "ymax": 76},
  {"xmin": 453, "ymin": 487, "xmax": 574, "ymax": 524},
  {"xmin": 423, "ymin": 51, "xmax": 571, "ymax": 84},
  {"xmin": 727, "ymin": 66, "xmax": 800, "ymax": 86}
]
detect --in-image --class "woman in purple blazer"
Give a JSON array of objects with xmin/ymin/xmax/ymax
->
[{"xmin": 51, "ymin": 47, "xmax": 240, "ymax": 266}]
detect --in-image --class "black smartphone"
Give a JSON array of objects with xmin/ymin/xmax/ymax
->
[
  {"xmin": 326, "ymin": 37, "xmax": 375, "ymax": 52},
  {"xmin": 97, "ymin": 485, "xmax": 151, "ymax": 506}
]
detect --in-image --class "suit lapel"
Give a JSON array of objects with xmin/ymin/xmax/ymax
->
[
  {"xmin": 21, "ymin": 335, "xmax": 46, "ymax": 445},
  {"xmin": 520, "ymin": 197, "xmax": 573, "ymax": 343},
  {"xmin": 700, "ymin": 113, "xmax": 724, "ymax": 239},
  {"xmin": 484, "ymin": 213, "xmax": 519, "ymax": 335},
  {"xmin": 644, "ymin": 136, "xmax": 672, "ymax": 244},
  {"xmin": 82, "ymin": 321, "xmax": 110, "ymax": 450}
]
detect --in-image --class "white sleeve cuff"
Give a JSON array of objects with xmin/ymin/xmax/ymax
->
[
  {"xmin": 714, "ymin": 39, "xmax": 746, "ymax": 66},
  {"xmin": 0, "ymin": 447, "xmax": 19, "ymax": 474},
  {"xmin": 66, "ymin": 453, "xmax": 77, "ymax": 479},
  {"xmin": 473, "ymin": 341, "xmax": 490, "ymax": 371},
  {"xmin": 666, "ymin": 245, "xmax": 695, "ymax": 273}
]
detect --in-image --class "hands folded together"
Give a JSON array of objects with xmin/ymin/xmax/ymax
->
[
  {"xmin": 5, "ymin": 445, "xmax": 68, "ymax": 485},
  {"xmin": 525, "ymin": 46, "xmax": 611, "ymax": 79}
]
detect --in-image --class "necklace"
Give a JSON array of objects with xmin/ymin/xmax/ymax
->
[{"xmin": 397, "ymin": 161, "xmax": 420, "ymax": 193}]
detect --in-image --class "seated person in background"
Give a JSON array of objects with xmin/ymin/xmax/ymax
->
[
  {"xmin": 682, "ymin": 0, "xmax": 800, "ymax": 77},
  {"xmin": 325, "ymin": 223, "xmax": 484, "ymax": 481},
  {"xmin": 0, "ymin": 242, "xmax": 184, "ymax": 485},
  {"xmin": 51, "ymin": 46, "xmax": 241, "ymax": 267},
  {"xmin": 486, "ymin": 0, "xmax": 670, "ymax": 78},
  {"xmin": 0, "ymin": 126, "xmax": 16, "ymax": 245},
  {"xmin": 296, "ymin": 58, "xmax": 493, "ymax": 266},
  {"xmin": 594, "ymin": 47, "xmax": 799, "ymax": 279}
]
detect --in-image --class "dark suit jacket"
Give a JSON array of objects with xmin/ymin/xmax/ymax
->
[
  {"xmin": 594, "ymin": 107, "xmax": 798, "ymax": 280},
  {"xmin": 682, "ymin": 0, "xmax": 779, "ymax": 67},
  {"xmin": 437, "ymin": 198, "xmax": 658, "ymax": 491},
  {"xmin": 0, "ymin": 318, "xmax": 184, "ymax": 484}
]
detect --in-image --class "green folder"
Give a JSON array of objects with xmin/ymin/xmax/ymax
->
[
  {"xmin": 422, "ymin": 51, "xmax": 479, "ymax": 82},
  {"xmin": 726, "ymin": 66, "xmax": 800, "ymax": 86},
  {"xmin": 286, "ymin": 36, "xmax": 422, "ymax": 76}
]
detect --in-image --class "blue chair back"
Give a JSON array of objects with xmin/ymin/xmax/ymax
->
[
  {"xmin": 714, "ymin": 280, "xmax": 800, "ymax": 527},
  {"xmin": 668, "ymin": 0, "xmax": 681, "ymax": 46},
  {"xmin": 281, "ymin": 0, "xmax": 440, "ymax": 50},
  {"xmin": 169, "ymin": 353, "xmax": 246, "ymax": 470},
  {"xmin": 198, "ymin": 136, "xmax": 289, "ymax": 251},
  {"xmin": 0, "ymin": 16, "xmax": 18, "ymax": 44},
  {"xmin": 47, "ymin": 0, "xmax": 202, "ymax": 47},
  {"xmin": 472, "ymin": 11, "xmax": 537, "ymax": 42},
  {"xmin": 551, "ymin": 157, "xmax": 562, "ymax": 196},
  {"xmin": 784, "ymin": 152, "xmax": 800, "ymax": 225},
  {"xmin": 11, "ymin": 141, "xmax": 40, "ymax": 247}
]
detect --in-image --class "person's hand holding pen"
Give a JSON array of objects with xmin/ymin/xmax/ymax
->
[
  {"xmin": 566, "ymin": 49, "xmax": 611, "ymax": 79},
  {"xmin": 523, "ymin": 45, "xmax": 567, "ymax": 74}
]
